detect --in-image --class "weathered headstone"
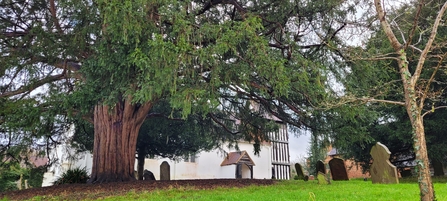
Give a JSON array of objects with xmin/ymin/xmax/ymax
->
[
  {"xmin": 432, "ymin": 159, "xmax": 444, "ymax": 176},
  {"xmin": 294, "ymin": 163, "xmax": 305, "ymax": 180},
  {"xmin": 317, "ymin": 172, "xmax": 329, "ymax": 184},
  {"xmin": 316, "ymin": 160, "xmax": 326, "ymax": 174},
  {"xmin": 160, "ymin": 161, "xmax": 170, "ymax": 181},
  {"xmin": 370, "ymin": 142, "xmax": 399, "ymax": 184},
  {"xmin": 304, "ymin": 175, "xmax": 309, "ymax": 181},
  {"xmin": 329, "ymin": 158, "xmax": 349, "ymax": 181},
  {"xmin": 143, "ymin": 169, "xmax": 156, "ymax": 180}
]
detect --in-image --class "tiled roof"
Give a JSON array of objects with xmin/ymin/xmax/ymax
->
[{"xmin": 220, "ymin": 151, "xmax": 255, "ymax": 166}]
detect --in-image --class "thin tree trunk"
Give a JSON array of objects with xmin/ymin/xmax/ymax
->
[
  {"xmin": 412, "ymin": 116, "xmax": 434, "ymax": 201},
  {"xmin": 89, "ymin": 98, "xmax": 154, "ymax": 183},
  {"xmin": 137, "ymin": 148, "xmax": 146, "ymax": 180},
  {"xmin": 374, "ymin": 1, "xmax": 439, "ymax": 199}
]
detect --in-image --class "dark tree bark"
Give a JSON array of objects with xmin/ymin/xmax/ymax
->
[
  {"xmin": 88, "ymin": 98, "xmax": 154, "ymax": 183},
  {"xmin": 136, "ymin": 147, "xmax": 146, "ymax": 180}
]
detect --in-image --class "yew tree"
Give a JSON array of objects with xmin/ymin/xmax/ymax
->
[{"xmin": 0, "ymin": 0, "xmax": 300, "ymax": 183}]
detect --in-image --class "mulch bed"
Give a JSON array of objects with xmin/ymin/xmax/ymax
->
[{"xmin": 0, "ymin": 179, "xmax": 276, "ymax": 200}]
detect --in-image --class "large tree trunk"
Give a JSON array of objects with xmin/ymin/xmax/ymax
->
[{"xmin": 88, "ymin": 99, "xmax": 154, "ymax": 183}]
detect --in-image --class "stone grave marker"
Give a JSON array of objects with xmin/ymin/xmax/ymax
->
[
  {"xmin": 317, "ymin": 172, "xmax": 329, "ymax": 185},
  {"xmin": 316, "ymin": 160, "xmax": 326, "ymax": 174},
  {"xmin": 160, "ymin": 161, "xmax": 170, "ymax": 181},
  {"xmin": 143, "ymin": 169, "xmax": 156, "ymax": 180},
  {"xmin": 329, "ymin": 158, "xmax": 349, "ymax": 181},
  {"xmin": 294, "ymin": 163, "xmax": 305, "ymax": 180},
  {"xmin": 370, "ymin": 142, "xmax": 399, "ymax": 184}
]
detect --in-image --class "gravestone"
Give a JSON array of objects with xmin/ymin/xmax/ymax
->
[
  {"xmin": 160, "ymin": 161, "xmax": 170, "ymax": 181},
  {"xmin": 304, "ymin": 175, "xmax": 309, "ymax": 181},
  {"xmin": 329, "ymin": 158, "xmax": 349, "ymax": 181},
  {"xmin": 370, "ymin": 142, "xmax": 399, "ymax": 184},
  {"xmin": 294, "ymin": 163, "xmax": 305, "ymax": 180},
  {"xmin": 317, "ymin": 172, "xmax": 329, "ymax": 184},
  {"xmin": 316, "ymin": 160, "xmax": 326, "ymax": 174},
  {"xmin": 143, "ymin": 169, "xmax": 156, "ymax": 180},
  {"xmin": 432, "ymin": 159, "xmax": 444, "ymax": 176}
]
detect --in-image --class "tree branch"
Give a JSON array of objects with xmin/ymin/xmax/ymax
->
[
  {"xmin": 208, "ymin": 113, "xmax": 240, "ymax": 135},
  {"xmin": 405, "ymin": 1, "xmax": 424, "ymax": 50},
  {"xmin": 374, "ymin": 0, "xmax": 402, "ymax": 50},
  {"xmin": 422, "ymin": 106, "xmax": 447, "ymax": 118},
  {"xmin": 197, "ymin": 0, "xmax": 246, "ymax": 16},
  {"xmin": 419, "ymin": 51, "xmax": 447, "ymax": 108},
  {"xmin": 411, "ymin": 1, "xmax": 447, "ymax": 86},
  {"xmin": 49, "ymin": 0, "xmax": 63, "ymax": 34},
  {"xmin": 357, "ymin": 97, "xmax": 405, "ymax": 106},
  {"xmin": 0, "ymin": 73, "xmax": 66, "ymax": 98}
]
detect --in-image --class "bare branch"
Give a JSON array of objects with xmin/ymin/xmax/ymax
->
[
  {"xmin": 357, "ymin": 97, "xmax": 406, "ymax": 106},
  {"xmin": 408, "ymin": 45, "xmax": 422, "ymax": 53},
  {"xmin": 405, "ymin": 1, "xmax": 424, "ymax": 50},
  {"xmin": 422, "ymin": 106, "xmax": 447, "ymax": 117},
  {"xmin": 419, "ymin": 51, "xmax": 447, "ymax": 108},
  {"xmin": 412, "ymin": 1, "xmax": 447, "ymax": 85},
  {"xmin": 374, "ymin": 0, "xmax": 402, "ymax": 50}
]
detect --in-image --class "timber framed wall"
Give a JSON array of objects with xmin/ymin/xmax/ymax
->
[{"xmin": 269, "ymin": 123, "xmax": 290, "ymax": 180}]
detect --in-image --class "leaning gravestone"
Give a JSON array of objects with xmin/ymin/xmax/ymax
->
[
  {"xmin": 143, "ymin": 169, "xmax": 156, "ymax": 180},
  {"xmin": 295, "ymin": 163, "xmax": 305, "ymax": 180},
  {"xmin": 316, "ymin": 160, "xmax": 326, "ymax": 174},
  {"xmin": 329, "ymin": 158, "xmax": 349, "ymax": 181},
  {"xmin": 370, "ymin": 142, "xmax": 399, "ymax": 184},
  {"xmin": 317, "ymin": 172, "xmax": 329, "ymax": 184},
  {"xmin": 160, "ymin": 161, "xmax": 170, "ymax": 181}
]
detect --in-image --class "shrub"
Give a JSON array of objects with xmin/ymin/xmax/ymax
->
[{"xmin": 53, "ymin": 167, "xmax": 90, "ymax": 185}]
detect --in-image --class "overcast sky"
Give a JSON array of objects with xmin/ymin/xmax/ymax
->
[{"xmin": 288, "ymin": 131, "xmax": 310, "ymax": 162}]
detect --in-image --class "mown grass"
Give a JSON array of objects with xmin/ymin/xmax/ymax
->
[
  {"xmin": 104, "ymin": 180, "xmax": 447, "ymax": 201},
  {"xmin": 13, "ymin": 177, "xmax": 447, "ymax": 201}
]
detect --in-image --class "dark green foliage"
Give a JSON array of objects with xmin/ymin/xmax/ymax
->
[
  {"xmin": 0, "ymin": 163, "xmax": 20, "ymax": 192},
  {"xmin": 27, "ymin": 166, "xmax": 46, "ymax": 188},
  {"xmin": 1, "ymin": 0, "xmax": 357, "ymax": 182},
  {"xmin": 136, "ymin": 101, "xmax": 225, "ymax": 160},
  {"xmin": 53, "ymin": 167, "xmax": 90, "ymax": 185}
]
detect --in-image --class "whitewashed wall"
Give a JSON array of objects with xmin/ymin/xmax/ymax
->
[
  {"xmin": 141, "ymin": 142, "xmax": 272, "ymax": 180},
  {"xmin": 43, "ymin": 141, "xmax": 272, "ymax": 186}
]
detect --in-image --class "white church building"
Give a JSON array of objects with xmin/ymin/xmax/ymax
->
[{"xmin": 41, "ymin": 122, "xmax": 290, "ymax": 186}]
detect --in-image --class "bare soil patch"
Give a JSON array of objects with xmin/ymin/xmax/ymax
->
[{"xmin": 1, "ymin": 179, "xmax": 276, "ymax": 200}]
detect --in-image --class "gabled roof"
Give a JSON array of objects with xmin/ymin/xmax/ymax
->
[{"xmin": 220, "ymin": 151, "xmax": 255, "ymax": 166}]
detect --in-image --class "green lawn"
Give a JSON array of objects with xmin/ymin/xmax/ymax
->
[
  {"xmin": 13, "ymin": 178, "xmax": 447, "ymax": 201},
  {"xmin": 100, "ymin": 179, "xmax": 447, "ymax": 201}
]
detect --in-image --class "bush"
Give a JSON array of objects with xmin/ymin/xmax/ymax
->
[
  {"xmin": 53, "ymin": 167, "xmax": 90, "ymax": 185},
  {"xmin": 293, "ymin": 175, "xmax": 299, "ymax": 180}
]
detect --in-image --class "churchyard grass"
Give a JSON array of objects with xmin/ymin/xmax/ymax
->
[
  {"xmin": 102, "ymin": 179, "xmax": 447, "ymax": 201},
  {"xmin": 7, "ymin": 178, "xmax": 447, "ymax": 200}
]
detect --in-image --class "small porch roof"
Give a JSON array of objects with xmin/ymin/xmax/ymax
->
[{"xmin": 220, "ymin": 151, "xmax": 255, "ymax": 166}]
